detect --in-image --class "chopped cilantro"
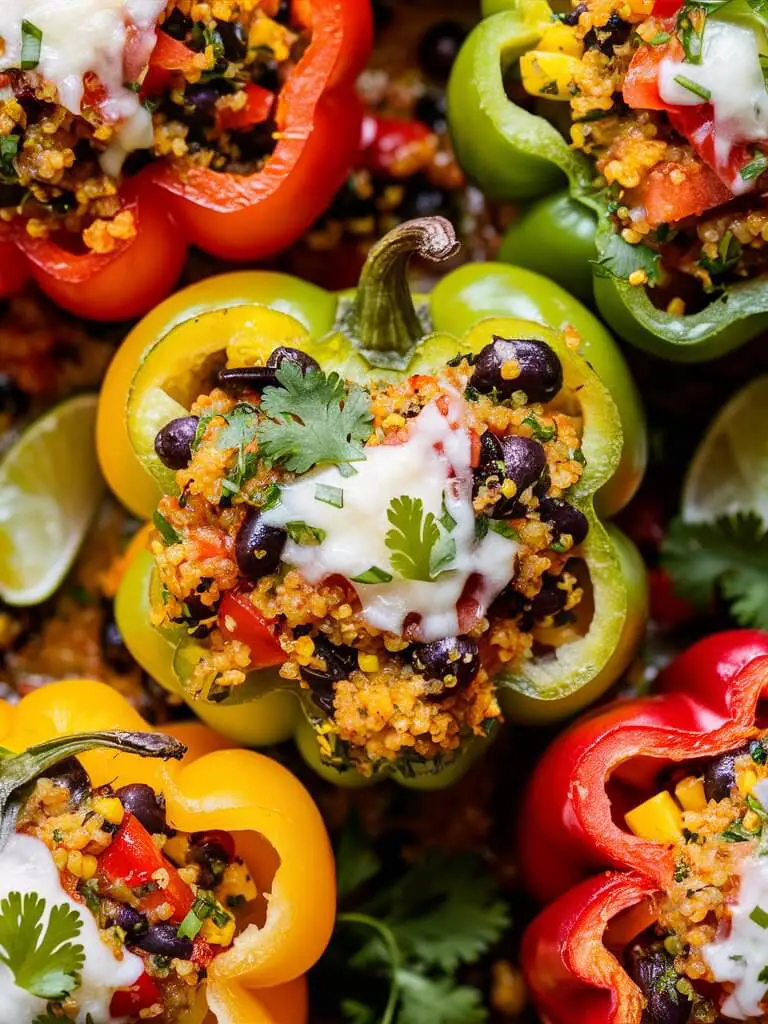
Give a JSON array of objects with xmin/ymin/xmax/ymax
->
[
  {"xmin": 752, "ymin": 741, "xmax": 768, "ymax": 765},
  {"xmin": 752, "ymin": 905, "xmax": 768, "ymax": 928},
  {"xmin": 676, "ymin": 3, "xmax": 706, "ymax": 64},
  {"xmin": 315, "ymin": 484, "xmax": 344, "ymax": 509},
  {"xmin": 285, "ymin": 521, "xmax": 326, "ymax": 546},
  {"xmin": 259, "ymin": 482, "xmax": 281, "ymax": 511},
  {"xmin": 522, "ymin": 414, "xmax": 556, "ymax": 443},
  {"xmin": 257, "ymin": 364, "xmax": 373, "ymax": 474},
  {"xmin": 351, "ymin": 566, "xmax": 394, "ymax": 585},
  {"xmin": 153, "ymin": 511, "xmax": 182, "ymax": 547},
  {"xmin": 592, "ymin": 230, "xmax": 660, "ymax": 284},
  {"xmin": 0, "ymin": 892, "xmax": 84, "ymax": 999},
  {"xmin": 741, "ymin": 154, "xmax": 768, "ymax": 182},
  {"xmin": 662, "ymin": 512, "xmax": 768, "ymax": 630},
  {"xmin": 759, "ymin": 965, "xmax": 768, "ymax": 983},
  {"xmin": 489, "ymin": 521, "xmax": 520, "ymax": 542},
  {"xmin": 385, "ymin": 496, "xmax": 456, "ymax": 582},
  {"xmin": 0, "ymin": 135, "xmax": 19, "ymax": 179},
  {"xmin": 722, "ymin": 820, "xmax": 760, "ymax": 842},
  {"xmin": 674, "ymin": 859, "xmax": 689, "ymax": 882},
  {"xmin": 20, "ymin": 20, "xmax": 42, "ymax": 70},
  {"xmin": 650, "ymin": 31, "xmax": 672, "ymax": 43},
  {"xmin": 673, "ymin": 74, "xmax": 711, "ymax": 100}
]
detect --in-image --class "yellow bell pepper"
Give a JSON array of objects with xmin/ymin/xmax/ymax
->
[
  {"xmin": 0, "ymin": 680, "xmax": 335, "ymax": 1024},
  {"xmin": 520, "ymin": 51, "xmax": 582, "ymax": 100},
  {"xmin": 624, "ymin": 791, "xmax": 684, "ymax": 844}
]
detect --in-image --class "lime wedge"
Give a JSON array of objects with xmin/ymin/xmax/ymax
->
[
  {"xmin": 682, "ymin": 376, "xmax": 768, "ymax": 523},
  {"xmin": 0, "ymin": 395, "xmax": 104, "ymax": 605},
  {"xmin": 127, "ymin": 385, "xmax": 187, "ymax": 494}
]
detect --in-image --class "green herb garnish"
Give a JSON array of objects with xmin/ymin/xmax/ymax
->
[
  {"xmin": 751, "ymin": 905, "xmax": 768, "ymax": 928},
  {"xmin": 592, "ymin": 230, "xmax": 660, "ymax": 284},
  {"xmin": 351, "ymin": 566, "xmax": 394, "ymax": 585},
  {"xmin": 285, "ymin": 521, "xmax": 326, "ymax": 546},
  {"xmin": 650, "ymin": 31, "xmax": 672, "ymax": 43},
  {"xmin": 672, "ymin": 74, "xmax": 711, "ymax": 100},
  {"xmin": 153, "ymin": 511, "xmax": 182, "ymax": 546},
  {"xmin": 0, "ymin": 892, "xmax": 84, "ymax": 999},
  {"xmin": 0, "ymin": 135, "xmax": 19, "ymax": 179},
  {"xmin": 315, "ymin": 484, "xmax": 344, "ymax": 509},
  {"xmin": 741, "ymin": 154, "xmax": 768, "ymax": 182},
  {"xmin": 522, "ymin": 415, "xmax": 556, "ymax": 443},
  {"xmin": 20, "ymin": 20, "xmax": 42, "ymax": 70},
  {"xmin": 489, "ymin": 521, "xmax": 520, "ymax": 542},
  {"xmin": 385, "ymin": 496, "xmax": 456, "ymax": 582}
]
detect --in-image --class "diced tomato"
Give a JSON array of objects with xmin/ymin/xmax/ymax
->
[
  {"xmin": 652, "ymin": 0, "xmax": 682, "ymax": 16},
  {"xmin": 191, "ymin": 939, "xmax": 217, "ymax": 968},
  {"xmin": 360, "ymin": 114, "xmax": 436, "ymax": 177},
  {"xmin": 218, "ymin": 592, "xmax": 284, "ymax": 668},
  {"xmin": 192, "ymin": 528, "xmax": 232, "ymax": 561},
  {"xmin": 623, "ymin": 39, "xmax": 680, "ymax": 111},
  {"xmin": 470, "ymin": 431, "xmax": 481, "ymax": 469},
  {"xmin": 99, "ymin": 814, "xmax": 194, "ymax": 922},
  {"xmin": 633, "ymin": 158, "xmax": 734, "ymax": 226},
  {"xmin": 217, "ymin": 84, "xmax": 274, "ymax": 132},
  {"xmin": 668, "ymin": 107, "xmax": 754, "ymax": 190},
  {"xmin": 142, "ymin": 30, "xmax": 200, "ymax": 95},
  {"xmin": 110, "ymin": 972, "xmax": 162, "ymax": 1017},
  {"xmin": 81, "ymin": 72, "xmax": 107, "ymax": 111}
]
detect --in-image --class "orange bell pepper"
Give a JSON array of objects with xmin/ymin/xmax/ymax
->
[{"xmin": 0, "ymin": 679, "xmax": 336, "ymax": 1024}]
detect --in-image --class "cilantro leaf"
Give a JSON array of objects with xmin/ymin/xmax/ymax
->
[
  {"xmin": 257, "ymin": 364, "xmax": 373, "ymax": 474},
  {"xmin": 211, "ymin": 403, "xmax": 260, "ymax": 495},
  {"xmin": 385, "ymin": 496, "xmax": 456, "ymax": 582},
  {"xmin": 661, "ymin": 512, "xmax": 768, "ymax": 629},
  {"xmin": 0, "ymin": 892, "xmax": 84, "ymax": 999},
  {"xmin": 397, "ymin": 971, "xmax": 487, "ymax": 1024},
  {"xmin": 592, "ymin": 231, "xmax": 660, "ymax": 284}
]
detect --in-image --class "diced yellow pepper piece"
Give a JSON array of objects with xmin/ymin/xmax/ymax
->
[
  {"xmin": 201, "ymin": 913, "xmax": 237, "ymax": 946},
  {"xmin": 739, "ymin": 768, "xmax": 759, "ymax": 797},
  {"xmin": 625, "ymin": 791, "xmax": 684, "ymax": 843},
  {"xmin": 674, "ymin": 776, "xmax": 707, "ymax": 812},
  {"xmin": 358, "ymin": 653, "xmax": 380, "ymax": 674},
  {"xmin": 537, "ymin": 23, "xmax": 584, "ymax": 58},
  {"xmin": 520, "ymin": 51, "xmax": 582, "ymax": 101},
  {"xmin": 623, "ymin": 0, "xmax": 654, "ymax": 16}
]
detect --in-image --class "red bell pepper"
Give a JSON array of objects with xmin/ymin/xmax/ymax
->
[
  {"xmin": 218, "ymin": 591, "xmax": 285, "ymax": 668},
  {"xmin": 520, "ymin": 629, "xmax": 768, "ymax": 1024},
  {"xmin": 1, "ymin": 0, "xmax": 372, "ymax": 319},
  {"xmin": 98, "ymin": 813, "xmax": 194, "ymax": 922},
  {"xmin": 109, "ymin": 971, "xmax": 162, "ymax": 1017}
]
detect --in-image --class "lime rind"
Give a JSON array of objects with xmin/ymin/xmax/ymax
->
[{"xmin": 0, "ymin": 394, "xmax": 104, "ymax": 606}]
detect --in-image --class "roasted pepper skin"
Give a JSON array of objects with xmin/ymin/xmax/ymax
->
[
  {"xmin": 0, "ymin": 0, "xmax": 371, "ymax": 321},
  {"xmin": 0, "ymin": 679, "xmax": 335, "ymax": 1024},
  {"xmin": 447, "ymin": 0, "xmax": 768, "ymax": 362},
  {"xmin": 101, "ymin": 217, "xmax": 647, "ymax": 784},
  {"xmin": 519, "ymin": 630, "xmax": 768, "ymax": 1024}
]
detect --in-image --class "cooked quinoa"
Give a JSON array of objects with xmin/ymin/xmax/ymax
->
[
  {"xmin": 0, "ymin": 0, "xmax": 303, "ymax": 249},
  {"xmin": 147, "ymin": 339, "xmax": 590, "ymax": 776}
]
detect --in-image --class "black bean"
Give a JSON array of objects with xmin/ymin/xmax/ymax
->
[
  {"xmin": 470, "ymin": 336, "xmax": 563, "ymax": 403},
  {"xmin": 626, "ymin": 944, "xmax": 689, "ymax": 1024},
  {"xmin": 251, "ymin": 57, "xmax": 280, "ymax": 91},
  {"xmin": 475, "ymin": 433, "xmax": 547, "ymax": 519},
  {"xmin": 561, "ymin": 2, "xmax": 587, "ymax": 25},
  {"xmin": 538, "ymin": 498, "xmax": 589, "ymax": 547},
  {"xmin": 190, "ymin": 829, "xmax": 235, "ymax": 887},
  {"xmin": 0, "ymin": 373, "xmax": 29, "ymax": 418},
  {"xmin": 415, "ymin": 92, "xmax": 448, "ymax": 133},
  {"xmin": 45, "ymin": 758, "xmax": 90, "ymax": 808},
  {"xmin": 163, "ymin": 9, "xmax": 193, "ymax": 39},
  {"xmin": 584, "ymin": 11, "xmax": 630, "ymax": 53},
  {"xmin": 216, "ymin": 19, "xmax": 248, "ymax": 60},
  {"xmin": 275, "ymin": 0, "xmax": 292, "ymax": 24},
  {"xmin": 412, "ymin": 636, "xmax": 480, "ymax": 697},
  {"xmin": 101, "ymin": 617, "xmax": 136, "ymax": 674},
  {"xmin": 530, "ymin": 576, "xmax": 568, "ymax": 619},
  {"xmin": 235, "ymin": 508, "xmax": 286, "ymax": 580},
  {"xmin": 266, "ymin": 346, "xmax": 321, "ymax": 374},
  {"xmin": 300, "ymin": 636, "xmax": 357, "ymax": 711},
  {"xmin": 133, "ymin": 923, "xmax": 193, "ymax": 960},
  {"xmin": 154, "ymin": 416, "xmax": 199, "ymax": 471},
  {"xmin": 234, "ymin": 117, "xmax": 278, "ymax": 162},
  {"xmin": 218, "ymin": 366, "xmax": 280, "ymax": 393},
  {"xmin": 108, "ymin": 904, "xmax": 148, "ymax": 938},
  {"xmin": 116, "ymin": 784, "xmax": 168, "ymax": 836},
  {"xmin": 401, "ymin": 179, "xmax": 448, "ymax": 219},
  {"xmin": 184, "ymin": 84, "xmax": 221, "ymax": 126},
  {"xmin": 703, "ymin": 746, "xmax": 747, "ymax": 802},
  {"xmin": 418, "ymin": 20, "xmax": 468, "ymax": 80}
]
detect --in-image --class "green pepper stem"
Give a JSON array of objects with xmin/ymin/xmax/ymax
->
[
  {"xmin": 351, "ymin": 217, "xmax": 459, "ymax": 355},
  {"xmin": 0, "ymin": 730, "xmax": 186, "ymax": 849}
]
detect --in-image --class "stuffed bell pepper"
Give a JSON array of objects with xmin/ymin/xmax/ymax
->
[
  {"xmin": 98, "ymin": 215, "xmax": 647, "ymax": 785},
  {"xmin": 520, "ymin": 629, "xmax": 768, "ymax": 1024},
  {"xmin": 0, "ymin": 0, "xmax": 371, "ymax": 320},
  {"xmin": 0, "ymin": 678, "xmax": 335, "ymax": 1024},
  {"xmin": 449, "ymin": 0, "xmax": 768, "ymax": 361}
]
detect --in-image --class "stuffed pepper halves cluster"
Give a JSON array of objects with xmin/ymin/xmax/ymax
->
[
  {"xmin": 101, "ymin": 216, "xmax": 648, "ymax": 785},
  {"xmin": 520, "ymin": 629, "xmax": 768, "ymax": 1024},
  {"xmin": 0, "ymin": 680, "xmax": 334, "ymax": 1024},
  {"xmin": 449, "ymin": 0, "xmax": 768, "ymax": 361}
]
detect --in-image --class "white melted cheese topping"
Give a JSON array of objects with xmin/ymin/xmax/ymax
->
[
  {"xmin": 701, "ymin": 777, "xmax": 768, "ymax": 1019},
  {"xmin": 0, "ymin": 0, "xmax": 166, "ymax": 175},
  {"xmin": 0, "ymin": 833, "xmax": 143, "ymax": 1024},
  {"xmin": 658, "ymin": 19, "xmax": 768, "ymax": 194},
  {"xmin": 262, "ymin": 399, "xmax": 519, "ymax": 642}
]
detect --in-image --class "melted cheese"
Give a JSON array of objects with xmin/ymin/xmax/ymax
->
[
  {"xmin": 262, "ymin": 399, "xmax": 519, "ymax": 641},
  {"xmin": 0, "ymin": 834, "xmax": 143, "ymax": 1024},
  {"xmin": 658, "ymin": 19, "xmax": 768, "ymax": 194},
  {"xmin": 701, "ymin": 777, "xmax": 768, "ymax": 1018},
  {"xmin": 0, "ymin": 0, "xmax": 166, "ymax": 174}
]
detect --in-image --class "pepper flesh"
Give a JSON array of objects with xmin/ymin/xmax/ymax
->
[
  {"xmin": 0, "ymin": 0, "xmax": 371, "ymax": 320},
  {"xmin": 519, "ymin": 630, "xmax": 768, "ymax": 1024},
  {"xmin": 102, "ymin": 218, "xmax": 647, "ymax": 777},
  {"xmin": 0, "ymin": 679, "xmax": 335, "ymax": 1023},
  {"xmin": 447, "ymin": 0, "xmax": 768, "ymax": 362}
]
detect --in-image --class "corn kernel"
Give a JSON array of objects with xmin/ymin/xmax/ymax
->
[
  {"xmin": 81, "ymin": 854, "xmax": 98, "ymax": 880},
  {"xmin": 628, "ymin": 269, "xmax": 648, "ymax": 286},
  {"xmin": 520, "ymin": 51, "xmax": 582, "ymax": 101},
  {"xmin": 744, "ymin": 809, "xmax": 762, "ymax": 832},
  {"xmin": 94, "ymin": 797, "xmax": 125, "ymax": 825},
  {"xmin": 201, "ymin": 914, "xmax": 237, "ymax": 946},
  {"xmin": 625, "ymin": 791, "xmax": 684, "ymax": 843},
  {"xmin": 666, "ymin": 297, "xmax": 686, "ymax": 317},
  {"xmin": 53, "ymin": 849, "xmax": 68, "ymax": 871},
  {"xmin": 358, "ymin": 653, "xmax": 380, "ymax": 673},
  {"xmin": 500, "ymin": 479, "xmax": 518, "ymax": 499},
  {"xmin": 500, "ymin": 359, "xmax": 521, "ymax": 381},
  {"xmin": 739, "ymin": 768, "xmax": 759, "ymax": 796},
  {"xmin": 537, "ymin": 23, "xmax": 584, "ymax": 57},
  {"xmin": 67, "ymin": 850, "xmax": 83, "ymax": 877},
  {"xmin": 674, "ymin": 776, "xmax": 707, "ymax": 812},
  {"xmin": 626, "ymin": 0, "xmax": 654, "ymax": 12},
  {"xmin": 382, "ymin": 413, "xmax": 406, "ymax": 429}
]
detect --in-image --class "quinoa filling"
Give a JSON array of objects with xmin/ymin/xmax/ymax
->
[
  {"xmin": 148, "ymin": 338, "xmax": 591, "ymax": 775},
  {"xmin": 0, "ymin": 0, "xmax": 304, "ymax": 251},
  {"xmin": 521, "ymin": 0, "xmax": 768, "ymax": 312},
  {"xmin": 11, "ymin": 759, "xmax": 257, "ymax": 1022}
]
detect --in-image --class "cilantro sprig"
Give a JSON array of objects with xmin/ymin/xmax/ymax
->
[
  {"xmin": 661, "ymin": 511, "xmax": 768, "ymax": 629},
  {"xmin": 257, "ymin": 363, "xmax": 373, "ymax": 474},
  {"xmin": 592, "ymin": 231, "xmax": 660, "ymax": 284},
  {"xmin": 321, "ymin": 816, "xmax": 511, "ymax": 1024},
  {"xmin": 0, "ymin": 892, "xmax": 84, "ymax": 999},
  {"xmin": 385, "ymin": 496, "xmax": 456, "ymax": 582}
]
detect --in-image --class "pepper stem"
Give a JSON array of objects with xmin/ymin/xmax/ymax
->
[
  {"xmin": 0, "ymin": 730, "xmax": 186, "ymax": 849},
  {"xmin": 351, "ymin": 217, "xmax": 459, "ymax": 356}
]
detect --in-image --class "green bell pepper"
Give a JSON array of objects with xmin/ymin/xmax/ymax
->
[
  {"xmin": 448, "ymin": 0, "xmax": 768, "ymax": 362},
  {"xmin": 105, "ymin": 216, "xmax": 647, "ymax": 785}
]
